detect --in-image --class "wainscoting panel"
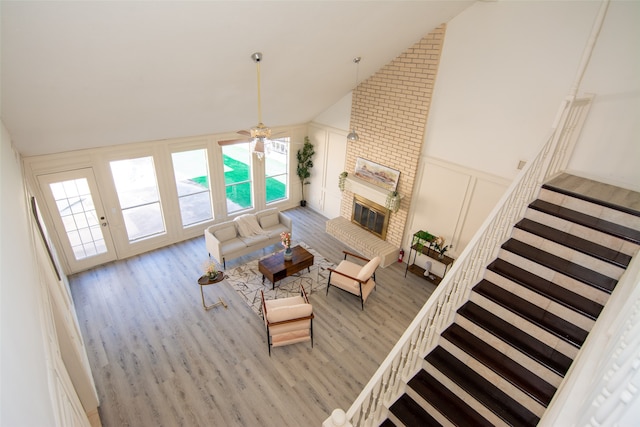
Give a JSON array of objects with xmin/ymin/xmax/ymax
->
[{"xmin": 406, "ymin": 157, "xmax": 510, "ymax": 264}]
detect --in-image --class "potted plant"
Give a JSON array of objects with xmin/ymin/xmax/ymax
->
[
  {"xmin": 433, "ymin": 236, "xmax": 452, "ymax": 259},
  {"xmin": 296, "ymin": 136, "xmax": 315, "ymax": 207},
  {"xmin": 338, "ymin": 171, "xmax": 348, "ymax": 191},
  {"xmin": 413, "ymin": 230, "xmax": 435, "ymax": 253}
]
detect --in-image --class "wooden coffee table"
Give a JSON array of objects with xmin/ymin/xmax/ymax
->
[{"xmin": 258, "ymin": 245, "xmax": 314, "ymax": 289}]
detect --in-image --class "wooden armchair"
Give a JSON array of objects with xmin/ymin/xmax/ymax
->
[
  {"xmin": 326, "ymin": 251, "xmax": 381, "ymax": 310},
  {"xmin": 261, "ymin": 284, "xmax": 314, "ymax": 356}
]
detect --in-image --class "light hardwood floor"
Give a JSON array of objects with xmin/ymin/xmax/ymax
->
[{"xmin": 70, "ymin": 207, "xmax": 435, "ymax": 426}]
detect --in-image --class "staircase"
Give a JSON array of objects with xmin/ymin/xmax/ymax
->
[{"xmin": 386, "ymin": 182, "xmax": 640, "ymax": 426}]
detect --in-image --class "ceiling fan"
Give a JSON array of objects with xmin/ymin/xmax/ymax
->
[{"xmin": 220, "ymin": 52, "xmax": 280, "ymax": 159}]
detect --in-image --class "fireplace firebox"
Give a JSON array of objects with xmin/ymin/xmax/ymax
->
[{"xmin": 351, "ymin": 195, "xmax": 389, "ymax": 240}]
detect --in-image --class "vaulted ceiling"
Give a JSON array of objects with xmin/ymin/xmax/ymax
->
[{"xmin": 1, "ymin": 1, "xmax": 474, "ymax": 156}]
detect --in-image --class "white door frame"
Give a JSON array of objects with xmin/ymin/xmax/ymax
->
[{"xmin": 37, "ymin": 168, "xmax": 117, "ymax": 273}]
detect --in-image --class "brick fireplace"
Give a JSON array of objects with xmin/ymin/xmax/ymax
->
[
  {"xmin": 339, "ymin": 25, "xmax": 446, "ymax": 249},
  {"xmin": 351, "ymin": 195, "xmax": 390, "ymax": 240}
]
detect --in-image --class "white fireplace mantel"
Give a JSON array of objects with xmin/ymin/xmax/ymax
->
[{"xmin": 344, "ymin": 175, "xmax": 402, "ymax": 208}]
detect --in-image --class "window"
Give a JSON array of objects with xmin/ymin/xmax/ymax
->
[
  {"xmin": 171, "ymin": 149, "xmax": 213, "ymax": 226},
  {"xmin": 49, "ymin": 178, "xmax": 107, "ymax": 260},
  {"xmin": 222, "ymin": 143, "xmax": 253, "ymax": 214},
  {"xmin": 265, "ymin": 138, "xmax": 289, "ymax": 204},
  {"xmin": 110, "ymin": 157, "xmax": 165, "ymax": 241}
]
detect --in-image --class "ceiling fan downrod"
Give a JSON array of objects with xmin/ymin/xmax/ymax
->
[{"xmin": 250, "ymin": 52, "xmax": 271, "ymax": 140}]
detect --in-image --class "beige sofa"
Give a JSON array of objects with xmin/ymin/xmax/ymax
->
[{"xmin": 204, "ymin": 208, "xmax": 292, "ymax": 268}]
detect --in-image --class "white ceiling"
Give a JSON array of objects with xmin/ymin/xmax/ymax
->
[{"xmin": 1, "ymin": 1, "xmax": 474, "ymax": 156}]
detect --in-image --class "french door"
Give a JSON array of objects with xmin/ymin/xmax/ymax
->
[{"xmin": 38, "ymin": 168, "xmax": 117, "ymax": 273}]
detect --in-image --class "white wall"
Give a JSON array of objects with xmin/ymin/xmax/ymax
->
[
  {"xmin": 425, "ymin": 0, "xmax": 638, "ymax": 191},
  {"xmin": 567, "ymin": 0, "xmax": 640, "ymax": 190},
  {"xmin": 312, "ymin": 92, "xmax": 352, "ymax": 131},
  {"xmin": 406, "ymin": 157, "xmax": 509, "ymax": 275},
  {"xmin": 1, "ymin": 121, "xmax": 56, "ymax": 425}
]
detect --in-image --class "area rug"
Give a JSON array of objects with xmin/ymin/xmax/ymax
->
[{"xmin": 224, "ymin": 242, "xmax": 335, "ymax": 317}]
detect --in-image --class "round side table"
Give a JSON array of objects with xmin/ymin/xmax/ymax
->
[{"xmin": 197, "ymin": 272, "xmax": 228, "ymax": 310}]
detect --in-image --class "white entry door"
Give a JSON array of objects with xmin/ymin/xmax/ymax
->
[{"xmin": 38, "ymin": 168, "xmax": 117, "ymax": 272}]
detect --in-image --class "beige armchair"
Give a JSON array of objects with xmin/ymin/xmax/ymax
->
[
  {"xmin": 326, "ymin": 251, "xmax": 381, "ymax": 310},
  {"xmin": 261, "ymin": 285, "xmax": 314, "ymax": 356}
]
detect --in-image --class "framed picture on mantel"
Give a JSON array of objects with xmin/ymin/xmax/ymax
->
[{"xmin": 354, "ymin": 157, "xmax": 400, "ymax": 192}]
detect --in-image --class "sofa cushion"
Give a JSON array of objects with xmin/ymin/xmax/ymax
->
[
  {"xmin": 331, "ymin": 260, "xmax": 365, "ymax": 292},
  {"xmin": 258, "ymin": 211, "xmax": 280, "ymax": 229},
  {"xmin": 220, "ymin": 238, "xmax": 248, "ymax": 255},
  {"xmin": 213, "ymin": 225, "xmax": 237, "ymax": 242},
  {"xmin": 238, "ymin": 234, "xmax": 269, "ymax": 246},
  {"xmin": 267, "ymin": 303, "xmax": 313, "ymax": 323}
]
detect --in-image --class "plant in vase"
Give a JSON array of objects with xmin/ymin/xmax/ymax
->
[
  {"xmin": 433, "ymin": 236, "xmax": 452, "ymax": 259},
  {"xmin": 280, "ymin": 231, "xmax": 293, "ymax": 260},
  {"xmin": 296, "ymin": 136, "xmax": 315, "ymax": 207},
  {"xmin": 203, "ymin": 260, "xmax": 218, "ymax": 280}
]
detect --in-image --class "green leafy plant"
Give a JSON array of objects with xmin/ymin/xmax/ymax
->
[
  {"xmin": 338, "ymin": 171, "xmax": 348, "ymax": 191},
  {"xmin": 413, "ymin": 230, "xmax": 435, "ymax": 253},
  {"xmin": 433, "ymin": 236, "xmax": 452, "ymax": 256},
  {"xmin": 385, "ymin": 190, "xmax": 400, "ymax": 212},
  {"xmin": 296, "ymin": 136, "xmax": 315, "ymax": 206}
]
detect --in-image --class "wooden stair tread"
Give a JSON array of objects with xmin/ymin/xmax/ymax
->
[
  {"xmin": 542, "ymin": 183, "xmax": 640, "ymax": 218},
  {"xmin": 529, "ymin": 199, "xmax": 640, "ymax": 244},
  {"xmin": 426, "ymin": 346, "xmax": 540, "ymax": 427},
  {"xmin": 408, "ymin": 369, "xmax": 492, "ymax": 426},
  {"xmin": 443, "ymin": 323, "xmax": 556, "ymax": 406},
  {"xmin": 501, "ymin": 238, "xmax": 618, "ymax": 293},
  {"xmin": 458, "ymin": 302, "xmax": 573, "ymax": 376},
  {"xmin": 475, "ymin": 279, "xmax": 588, "ymax": 348},
  {"xmin": 488, "ymin": 258, "xmax": 603, "ymax": 320},
  {"xmin": 388, "ymin": 393, "xmax": 441, "ymax": 427},
  {"xmin": 515, "ymin": 218, "xmax": 632, "ymax": 268}
]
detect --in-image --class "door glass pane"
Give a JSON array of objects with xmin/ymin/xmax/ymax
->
[
  {"xmin": 110, "ymin": 157, "xmax": 165, "ymax": 241},
  {"xmin": 265, "ymin": 138, "xmax": 289, "ymax": 204},
  {"xmin": 171, "ymin": 149, "xmax": 213, "ymax": 227},
  {"xmin": 48, "ymin": 178, "xmax": 107, "ymax": 260},
  {"xmin": 222, "ymin": 143, "xmax": 253, "ymax": 213}
]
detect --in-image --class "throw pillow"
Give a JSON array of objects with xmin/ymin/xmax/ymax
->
[
  {"xmin": 214, "ymin": 225, "xmax": 237, "ymax": 242},
  {"xmin": 259, "ymin": 212, "xmax": 279, "ymax": 229}
]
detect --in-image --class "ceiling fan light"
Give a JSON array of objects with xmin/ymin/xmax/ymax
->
[
  {"xmin": 347, "ymin": 129, "xmax": 359, "ymax": 141},
  {"xmin": 250, "ymin": 122, "xmax": 271, "ymax": 139}
]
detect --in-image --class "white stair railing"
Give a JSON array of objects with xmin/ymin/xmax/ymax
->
[{"xmin": 323, "ymin": 94, "xmax": 593, "ymax": 427}]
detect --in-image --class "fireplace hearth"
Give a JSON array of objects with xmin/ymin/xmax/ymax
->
[{"xmin": 351, "ymin": 195, "xmax": 389, "ymax": 240}]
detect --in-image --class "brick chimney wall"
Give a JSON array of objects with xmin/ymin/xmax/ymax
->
[{"xmin": 341, "ymin": 25, "xmax": 446, "ymax": 248}]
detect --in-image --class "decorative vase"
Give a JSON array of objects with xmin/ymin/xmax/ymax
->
[
  {"xmin": 283, "ymin": 247, "xmax": 293, "ymax": 261},
  {"xmin": 438, "ymin": 253, "xmax": 444, "ymax": 260}
]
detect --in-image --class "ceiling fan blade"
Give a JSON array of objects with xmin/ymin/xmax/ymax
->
[
  {"xmin": 237, "ymin": 130, "xmax": 251, "ymax": 137},
  {"xmin": 219, "ymin": 138, "xmax": 252, "ymax": 145}
]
